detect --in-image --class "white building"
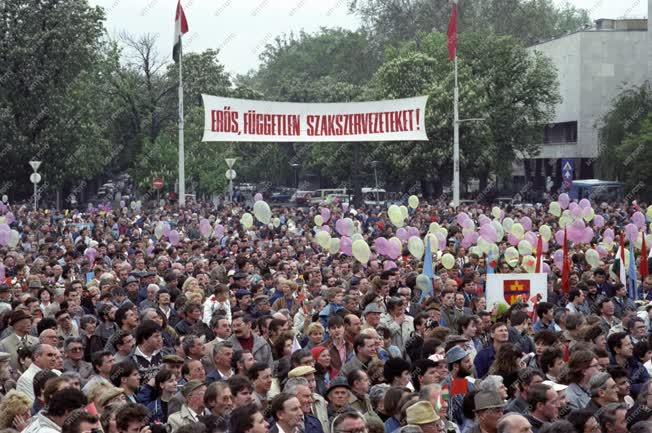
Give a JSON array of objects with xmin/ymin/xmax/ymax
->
[{"xmin": 519, "ymin": 11, "xmax": 650, "ymax": 190}]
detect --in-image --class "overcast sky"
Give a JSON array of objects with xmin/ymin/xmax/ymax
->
[{"xmin": 89, "ymin": 0, "xmax": 649, "ymax": 77}]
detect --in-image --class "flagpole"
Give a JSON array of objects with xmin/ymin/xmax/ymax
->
[
  {"xmin": 178, "ymin": 45, "xmax": 186, "ymax": 208},
  {"xmin": 453, "ymin": 54, "xmax": 460, "ymax": 208}
]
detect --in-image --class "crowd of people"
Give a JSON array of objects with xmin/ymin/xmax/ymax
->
[{"xmin": 0, "ymin": 196, "xmax": 650, "ymax": 433}]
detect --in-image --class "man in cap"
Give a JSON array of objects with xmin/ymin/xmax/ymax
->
[
  {"xmin": 325, "ymin": 377, "xmax": 353, "ymax": 419},
  {"xmin": 0, "ymin": 309, "xmax": 39, "ymax": 371},
  {"xmin": 162, "ymin": 354, "xmax": 185, "ymax": 378},
  {"xmin": 235, "ymin": 289, "xmax": 253, "ymax": 314},
  {"xmin": 405, "ymin": 401, "xmax": 445, "ymax": 433},
  {"xmin": 288, "ymin": 365, "xmax": 329, "ymax": 433},
  {"xmin": 361, "ymin": 302, "xmax": 383, "ymax": 330},
  {"xmin": 472, "ymin": 391, "xmax": 506, "ymax": 433},
  {"xmin": 0, "ymin": 284, "xmax": 11, "ymax": 310},
  {"xmin": 584, "ymin": 372, "xmax": 619, "ymax": 413},
  {"xmin": 123, "ymin": 276, "xmax": 140, "ymax": 305},
  {"xmin": 168, "ymin": 380, "xmax": 207, "ymax": 432},
  {"xmin": 443, "ymin": 346, "xmax": 475, "ymax": 426}
]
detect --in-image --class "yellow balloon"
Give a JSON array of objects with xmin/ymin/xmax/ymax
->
[
  {"xmin": 502, "ymin": 217, "xmax": 514, "ymax": 233},
  {"xmin": 438, "ymin": 227, "xmax": 448, "ymax": 239},
  {"xmin": 416, "ymin": 274, "xmax": 431, "ymax": 292},
  {"xmin": 352, "ymin": 239, "xmax": 371, "ymax": 264},
  {"xmin": 521, "ymin": 255, "xmax": 536, "ymax": 273},
  {"xmin": 647, "ymin": 205, "xmax": 652, "ymax": 221},
  {"xmin": 429, "ymin": 223, "xmax": 440, "ymax": 233},
  {"xmin": 408, "ymin": 236, "xmax": 424, "ymax": 259},
  {"xmin": 488, "ymin": 243, "xmax": 500, "ymax": 258},
  {"xmin": 441, "ymin": 253, "xmax": 455, "ymax": 270},
  {"xmin": 241, "ymin": 213, "xmax": 254, "ymax": 229},
  {"xmin": 314, "ymin": 215, "xmax": 323, "ymax": 226},
  {"xmin": 315, "ymin": 231, "xmax": 331, "ymax": 248},
  {"xmin": 492, "ymin": 220, "xmax": 504, "ymax": 240},
  {"xmin": 272, "ymin": 217, "xmax": 281, "ymax": 228},
  {"xmin": 585, "ymin": 249, "xmax": 599, "ymax": 268},
  {"xmin": 400, "ymin": 205, "xmax": 409, "ymax": 219},
  {"xmin": 559, "ymin": 215, "xmax": 572, "ymax": 228},
  {"xmin": 154, "ymin": 222, "xmax": 164, "ymax": 240},
  {"xmin": 477, "ymin": 237, "xmax": 490, "ymax": 254},
  {"xmin": 539, "ymin": 225, "xmax": 552, "ymax": 242},
  {"xmin": 389, "ymin": 237, "xmax": 402, "ymax": 253},
  {"xmin": 504, "ymin": 247, "xmax": 519, "ymax": 267},
  {"xmin": 408, "ymin": 195, "xmax": 419, "ymax": 209},
  {"xmin": 388, "ymin": 205, "xmax": 404, "ymax": 227},
  {"xmin": 351, "ymin": 233, "xmax": 364, "ymax": 242},
  {"xmin": 329, "ymin": 238, "xmax": 340, "ymax": 254},
  {"xmin": 425, "ymin": 234, "xmax": 439, "ymax": 251},
  {"xmin": 582, "ymin": 207, "xmax": 595, "ymax": 222},
  {"xmin": 549, "ymin": 202, "xmax": 561, "ymax": 217},
  {"xmin": 491, "ymin": 206, "xmax": 502, "ymax": 219},
  {"xmin": 253, "ymin": 201, "xmax": 271, "ymax": 224},
  {"xmin": 511, "ymin": 223, "xmax": 525, "ymax": 240},
  {"xmin": 517, "ymin": 239, "xmax": 532, "ymax": 256}
]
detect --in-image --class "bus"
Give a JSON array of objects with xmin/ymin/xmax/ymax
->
[{"xmin": 570, "ymin": 179, "xmax": 624, "ymax": 202}]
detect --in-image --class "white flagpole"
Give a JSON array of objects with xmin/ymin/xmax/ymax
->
[
  {"xmin": 178, "ymin": 45, "xmax": 186, "ymax": 208},
  {"xmin": 453, "ymin": 54, "xmax": 460, "ymax": 208}
]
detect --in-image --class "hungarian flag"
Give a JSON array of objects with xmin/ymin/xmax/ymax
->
[
  {"xmin": 173, "ymin": 0, "xmax": 189, "ymax": 63},
  {"xmin": 561, "ymin": 227, "xmax": 570, "ymax": 294},
  {"xmin": 447, "ymin": 0, "xmax": 458, "ymax": 61},
  {"xmin": 613, "ymin": 233, "xmax": 627, "ymax": 286}
]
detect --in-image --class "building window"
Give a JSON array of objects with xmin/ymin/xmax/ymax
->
[{"xmin": 543, "ymin": 121, "xmax": 577, "ymax": 144}]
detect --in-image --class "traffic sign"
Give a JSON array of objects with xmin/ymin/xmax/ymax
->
[
  {"xmin": 30, "ymin": 173, "xmax": 41, "ymax": 184},
  {"xmin": 225, "ymin": 169, "xmax": 237, "ymax": 180},
  {"xmin": 561, "ymin": 159, "xmax": 574, "ymax": 180},
  {"xmin": 152, "ymin": 178, "xmax": 164, "ymax": 190}
]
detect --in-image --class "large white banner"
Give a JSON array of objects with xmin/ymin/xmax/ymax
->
[
  {"xmin": 486, "ymin": 273, "xmax": 547, "ymax": 311},
  {"xmin": 202, "ymin": 94, "xmax": 429, "ymax": 142}
]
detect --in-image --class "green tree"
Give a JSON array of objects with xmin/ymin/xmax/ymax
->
[
  {"xmin": 615, "ymin": 112, "xmax": 652, "ymax": 199},
  {"xmin": 596, "ymin": 82, "xmax": 652, "ymax": 180}
]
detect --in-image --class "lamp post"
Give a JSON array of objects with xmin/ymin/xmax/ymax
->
[
  {"xmin": 225, "ymin": 158, "xmax": 236, "ymax": 203},
  {"xmin": 370, "ymin": 160, "xmax": 380, "ymax": 203},
  {"xmin": 29, "ymin": 161, "xmax": 42, "ymax": 211},
  {"xmin": 290, "ymin": 163, "xmax": 299, "ymax": 188},
  {"xmin": 452, "ymin": 117, "xmax": 486, "ymax": 207}
]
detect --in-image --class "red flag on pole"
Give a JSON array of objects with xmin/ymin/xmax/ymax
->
[
  {"xmin": 173, "ymin": 0, "xmax": 189, "ymax": 63},
  {"xmin": 535, "ymin": 234, "xmax": 543, "ymax": 273},
  {"xmin": 447, "ymin": 0, "xmax": 458, "ymax": 61},
  {"xmin": 561, "ymin": 227, "xmax": 570, "ymax": 294},
  {"xmin": 641, "ymin": 233, "xmax": 649, "ymax": 280}
]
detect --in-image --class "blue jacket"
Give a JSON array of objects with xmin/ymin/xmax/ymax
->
[
  {"xmin": 305, "ymin": 414, "xmax": 324, "ymax": 433},
  {"xmin": 319, "ymin": 303, "xmax": 344, "ymax": 331},
  {"xmin": 473, "ymin": 345, "xmax": 496, "ymax": 379},
  {"xmin": 614, "ymin": 358, "xmax": 650, "ymax": 397}
]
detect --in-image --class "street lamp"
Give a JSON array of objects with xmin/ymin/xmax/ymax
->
[
  {"xmin": 370, "ymin": 160, "xmax": 380, "ymax": 203},
  {"xmin": 225, "ymin": 158, "xmax": 236, "ymax": 203},
  {"xmin": 290, "ymin": 163, "xmax": 299, "ymax": 188},
  {"xmin": 453, "ymin": 117, "xmax": 486, "ymax": 207},
  {"xmin": 29, "ymin": 161, "xmax": 42, "ymax": 211}
]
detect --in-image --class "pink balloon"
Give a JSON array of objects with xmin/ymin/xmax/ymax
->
[
  {"xmin": 597, "ymin": 245, "xmax": 608, "ymax": 258},
  {"xmin": 625, "ymin": 223, "xmax": 639, "ymax": 242},
  {"xmin": 579, "ymin": 198, "xmax": 591, "ymax": 209},
  {"xmin": 603, "ymin": 228, "xmax": 614, "ymax": 241},
  {"xmin": 479, "ymin": 225, "xmax": 497, "ymax": 243},
  {"xmin": 0, "ymin": 230, "xmax": 9, "ymax": 246},
  {"xmin": 169, "ymin": 230, "xmax": 180, "ymax": 246},
  {"xmin": 542, "ymin": 262, "xmax": 551, "ymax": 274},
  {"xmin": 571, "ymin": 205, "xmax": 582, "ymax": 219},
  {"xmin": 553, "ymin": 249, "xmax": 563, "ymax": 268},
  {"xmin": 4, "ymin": 212, "xmax": 14, "ymax": 225},
  {"xmin": 462, "ymin": 218, "xmax": 475, "ymax": 230},
  {"xmin": 558, "ymin": 193, "xmax": 570, "ymax": 209},
  {"xmin": 524, "ymin": 231, "xmax": 537, "ymax": 247},
  {"xmin": 0, "ymin": 264, "xmax": 5, "ymax": 280},
  {"xmin": 407, "ymin": 227, "xmax": 420, "ymax": 238},
  {"xmin": 541, "ymin": 240, "xmax": 549, "ymax": 253},
  {"xmin": 320, "ymin": 208, "xmax": 331, "ymax": 223},
  {"xmin": 456, "ymin": 212, "xmax": 470, "ymax": 226},
  {"xmin": 335, "ymin": 219, "xmax": 349, "ymax": 236},
  {"xmin": 340, "ymin": 237, "xmax": 352, "ymax": 256},
  {"xmin": 593, "ymin": 215, "xmax": 605, "ymax": 228},
  {"xmin": 581, "ymin": 227, "xmax": 594, "ymax": 244},
  {"xmin": 478, "ymin": 215, "xmax": 491, "ymax": 226},
  {"xmin": 214, "ymin": 224, "xmax": 225, "ymax": 238},
  {"xmin": 554, "ymin": 230, "xmax": 565, "ymax": 246},
  {"xmin": 163, "ymin": 222, "xmax": 171, "ymax": 237},
  {"xmin": 342, "ymin": 203, "xmax": 349, "ymax": 213},
  {"xmin": 396, "ymin": 228, "xmax": 409, "ymax": 242},
  {"xmin": 321, "ymin": 225, "xmax": 331, "ymax": 233},
  {"xmin": 374, "ymin": 237, "xmax": 388, "ymax": 256},
  {"xmin": 632, "ymin": 211, "xmax": 646, "ymax": 229},
  {"xmin": 508, "ymin": 233, "xmax": 519, "ymax": 246},
  {"xmin": 520, "ymin": 217, "xmax": 532, "ymax": 231},
  {"xmin": 384, "ymin": 261, "xmax": 398, "ymax": 271},
  {"xmin": 254, "ymin": 193, "xmax": 263, "ymax": 202},
  {"xmin": 0, "ymin": 224, "xmax": 9, "ymax": 232}
]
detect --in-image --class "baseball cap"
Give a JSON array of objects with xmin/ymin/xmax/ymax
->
[{"xmin": 541, "ymin": 380, "xmax": 568, "ymax": 392}]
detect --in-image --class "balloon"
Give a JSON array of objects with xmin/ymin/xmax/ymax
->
[
  {"xmin": 388, "ymin": 237, "xmax": 402, "ymax": 259},
  {"xmin": 521, "ymin": 255, "xmax": 536, "ymax": 273},
  {"xmin": 214, "ymin": 224, "xmax": 225, "ymax": 238},
  {"xmin": 351, "ymin": 233, "xmax": 364, "ymax": 243},
  {"xmin": 570, "ymin": 204, "xmax": 582, "ymax": 219},
  {"xmin": 352, "ymin": 240, "xmax": 371, "ymax": 264},
  {"xmin": 491, "ymin": 220, "xmax": 504, "ymax": 241},
  {"xmin": 585, "ymin": 249, "xmax": 600, "ymax": 268},
  {"xmin": 4, "ymin": 212, "xmax": 14, "ymax": 225},
  {"xmin": 162, "ymin": 222, "xmax": 171, "ymax": 237},
  {"xmin": 553, "ymin": 249, "xmax": 564, "ymax": 268},
  {"xmin": 384, "ymin": 261, "xmax": 398, "ymax": 271},
  {"xmin": 508, "ymin": 233, "xmax": 520, "ymax": 246},
  {"xmin": 272, "ymin": 218, "xmax": 281, "ymax": 228},
  {"xmin": 597, "ymin": 244, "xmax": 608, "ymax": 258},
  {"xmin": 374, "ymin": 237, "xmax": 389, "ymax": 256},
  {"xmin": 154, "ymin": 222, "xmax": 164, "ymax": 239},
  {"xmin": 491, "ymin": 206, "xmax": 502, "ymax": 220},
  {"xmin": 625, "ymin": 223, "xmax": 639, "ymax": 242},
  {"xmin": 457, "ymin": 212, "xmax": 470, "ymax": 226},
  {"xmin": 84, "ymin": 247, "xmax": 97, "ymax": 263},
  {"xmin": 517, "ymin": 240, "xmax": 533, "ymax": 256},
  {"xmin": 400, "ymin": 205, "xmax": 409, "ymax": 219},
  {"xmin": 540, "ymin": 225, "xmax": 552, "ymax": 242},
  {"xmin": 0, "ymin": 230, "xmax": 9, "ymax": 246},
  {"xmin": 315, "ymin": 231, "xmax": 331, "ymax": 249},
  {"xmin": 199, "ymin": 219, "xmax": 211, "ymax": 238},
  {"xmin": 488, "ymin": 243, "xmax": 500, "ymax": 259},
  {"xmin": 478, "ymin": 214, "xmax": 491, "ymax": 226},
  {"xmin": 633, "ymin": 211, "xmax": 646, "ymax": 229},
  {"xmin": 502, "ymin": 217, "xmax": 514, "ymax": 233},
  {"xmin": 558, "ymin": 193, "xmax": 570, "ymax": 209},
  {"xmin": 407, "ymin": 226, "xmax": 420, "ymax": 238},
  {"xmin": 504, "ymin": 247, "xmax": 519, "ymax": 267},
  {"xmin": 329, "ymin": 238, "xmax": 341, "ymax": 255},
  {"xmin": 479, "ymin": 224, "xmax": 498, "ymax": 243},
  {"xmin": 579, "ymin": 198, "xmax": 591, "ymax": 209},
  {"xmin": 549, "ymin": 202, "xmax": 561, "ymax": 217},
  {"xmin": 429, "ymin": 223, "xmax": 440, "ymax": 233},
  {"xmin": 396, "ymin": 228, "xmax": 409, "ymax": 242},
  {"xmin": 407, "ymin": 236, "xmax": 424, "ymax": 259},
  {"xmin": 520, "ymin": 216, "xmax": 532, "ymax": 231},
  {"xmin": 581, "ymin": 207, "xmax": 595, "ymax": 222},
  {"xmin": 254, "ymin": 193, "xmax": 263, "ymax": 202},
  {"xmin": 647, "ymin": 205, "xmax": 652, "ymax": 221},
  {"xmin": 320, "ymin": 208, "xmax": 331, "ymax": 223},
  {"xmin": 416, "ymin": 274, "xmax": 431, "ymax": 292},
  {"xmin": 554, "ymin": 230, "xmax": 565, "ymax": 246},
  {"xmin": 594, "ymin": 215, "xmax": 605, "ymax": 228},
  {"xmin": 340, "ymin": 237, "xmax": 353, "ymax": 256},
  {"xmin": 559, "ymin": 215, "xmax": 572, "ymax": 228},
  {"xmin": 425, "ymin": 233, "xmax": 439, "ymax": 251},
  {"xmin": 511, "ymin": 223, "xmax": 525, "ymax": 240},
  {"xmin": 335, "ymin": 218, "xmax": 354, "ymax": 236},
  {"xmin": 524, "ymin": 231, "xmax": 537, "ymax": 247},
  {"xmin": 388, "ymin": 205, "xmax": 404, "ymax": 227},
  {"xmin": 241, "ymin": 213, "xmax": 254, "ymax": 229},
  {"xmin": 604, "ymin": 228, "xmax": 615, "ymax": 241},
  {"xmin": 462, "ymin": 218, "xmax": 475, "ymax": 230},
  {"xmin": 314, "ymin": 215, "xmax": 323, "ymax": 227},
  {"xmin": 253, "ymin": 201, "xmax": 271, "ymax": 224},
  {"xmin": 542, "ymin": 262, "xmax": 551, "ymax": 274},
  {"xmin": 581, "ymin": 227, "xmax": 594, "ymax": 244},
  {"xmin": 408, "ymin": 195, "xmax": 419, "ymax": 209},
  {"xmin": 441, "ymin": 253, "xmax": 455, "ymax": 270},
  {"xmin": 169, "ymin": 230, "xmax": 180, "ymax": 246}
]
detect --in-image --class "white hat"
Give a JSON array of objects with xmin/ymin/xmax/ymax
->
[{"xmin": 542, "ymin": 380, "xmax": 567, "ymax": 392}]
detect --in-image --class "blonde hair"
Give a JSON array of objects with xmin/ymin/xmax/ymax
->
[
  {"xmin": 0, "ymin": 390, "xmax": 32, "ymax": 429},
  {"xmin": 88, "ymin": 382, "xmax": 114, "ymax": 404},
  {"xmin": 306, "ymin": 322, "xmax": 325, "ymax": 336},
  {"xmin": 182, "ymin": 277, "xmax": 199, "ymax": 292}
]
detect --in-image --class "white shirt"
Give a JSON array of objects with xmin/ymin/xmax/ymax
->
[{"xmin": 17, "ymin": 364, "xmax": 61, "ymax": 401}]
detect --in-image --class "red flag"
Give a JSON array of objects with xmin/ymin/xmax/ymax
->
[
  {"xmin": 535, "ymin": 234, "xmax": 543, "ymax": 273},
  {"xmin": 641, "ymin": 232, "xmax": 649, "ymax": 280},
  {"xmin": 561, "ymin": 227, "xmax": 570, "ymax": 294},
  {"xmin": 447, "ymin": 1, "xmax": 458, "ymax": 61},
  {"xmin": 173, "ymin": 0, "xmax": 189, "ymax": 63}
]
